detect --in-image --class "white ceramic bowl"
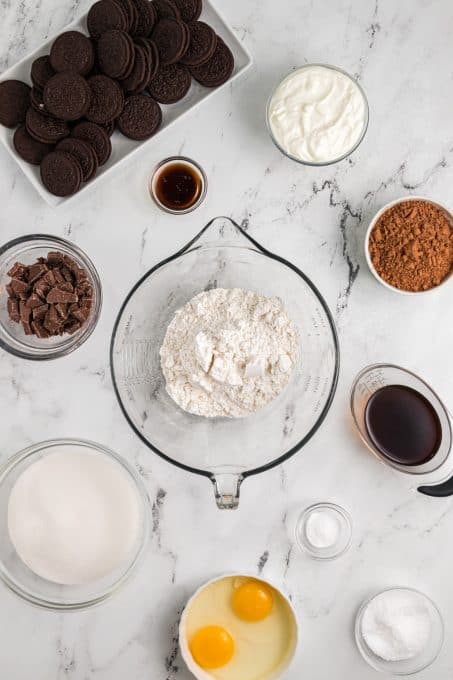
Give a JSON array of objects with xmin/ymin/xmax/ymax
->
[
  {"xmin": 179, "ymin": 573, "xmax": 299, "ymax": 680},
  {"xmin": 365, "ymin": 196, "xmax": 453, "ymax": 295}
]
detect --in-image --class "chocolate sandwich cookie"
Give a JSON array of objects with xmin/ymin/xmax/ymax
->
[
  {"xmin": 87, "ymin": 0, "xmax": 128, "ymax": 38},
  {"xmin": 86, "ymin": 75, "xmax": 124, "ymax": 124},
  {"xmin": 30, "ymin": 88, "xmax": 48, "ymax": 115},
  {"xmin": 97, "ymin": 29, "xmax": 135, "ymax": 79},
  {"xmin": 40, "ymin": 151, "xmax": 83, "ymax": 196},
  {"xmin": 117, "ymin": 94, "xmax": 162, "ymax": 140},
  {"xmin": 151, "ymin": 18, "xmax": 188, "ymax": 64},
  {"xmin": 173, "ymin": 0, "xmax": 201, "ymax": 22},
  {"xmin": 56, "ymin": 137, "xmax": 98, "ymax": 181},
  {"xmin": 131, "ymin": 0, "xmax": 157, "ymax": 37},
  {"xmin": 13, "ymin": 125, "xmax": 53, "ymax": 165},
  {"xmin": 180, "ymin": 21, "xmax": 216, "ymax": 66},
  {"xmin": 190, "ymin": 37, "xmax": 234, "ymax": 87},
  {"xmin": 72, "ymin": 121, "xmax": 112, "ymax": 165},
  {"xmin": 148, "ymin": 62, "xmax": 191, "ymax": 103},
  {"xmin": 153, "ymin": 0, "xmax": 181, "ymax": 20},
  {"xmin": 26, "ymin": 108, "xmax": 69, "ymax": 144},
  {"xmin": 101, "ymin": 119, "xmax": 116, "ymax": 136},
  {"xmin": 121, "ymin": 46, "xmax": 147, "ymax": 93},
  {"xmin": 31, "ymin": 56, "xmax": 55, "ymax": 90},
  {"xmin": 115, "ymin": 0, "xmax": 135, "ymax": 31},
  {"xmin": 43, "ymin": 72, "xmax": 91, "ymax": 121},
  {"xmin": 50, "ymin": 31, "xmax": 95, "ymax": 75},
  {"xmin": 0, "ymin": 80, "xmax": 31, "ymax": 128},
  {"xmin": 136, "ymin": 38, "xmax": 160, "ymax": 81}
]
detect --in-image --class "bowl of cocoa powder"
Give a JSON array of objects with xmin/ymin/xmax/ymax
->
[{"xmin": 366, "ymin": 196, "xmax": 453, "ymax": 294}]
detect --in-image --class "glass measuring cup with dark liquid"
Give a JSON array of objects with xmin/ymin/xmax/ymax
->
[
  {"xmin": 150, "ymin": 157, "xmax": 207, "ymax": 214},
  {"xmin": 365, "ymin": 385, "xmax": 442, "ymax": 467},
  {"xmin": 351, "ymin": 364, "xmax": 453, "ymax": 497}
]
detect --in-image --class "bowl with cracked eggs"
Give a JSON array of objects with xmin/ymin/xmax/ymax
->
[
  {"xmin": 110, "ymin": 217, "xmax": 339, "ymax": 508},
  {"xmin": 179, "ymin": 574, "xmax": 299, "ymax": 680}
]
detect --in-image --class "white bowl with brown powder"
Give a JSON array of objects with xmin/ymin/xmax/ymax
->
[{"xmin": 365, "ymin": 196, "xmax": 453, "ymax": 295}]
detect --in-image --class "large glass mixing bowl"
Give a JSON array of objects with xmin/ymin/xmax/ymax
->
[{"xmin": 110, "ymin": 217, "xmax": 339, "ymax": 508}]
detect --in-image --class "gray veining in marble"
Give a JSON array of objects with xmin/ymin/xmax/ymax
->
[{"xmin": 1, "ymin": 0, "xmax": 453, "ymax": 678}]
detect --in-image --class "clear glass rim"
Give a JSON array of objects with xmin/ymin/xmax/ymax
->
[
  {"xmin": 266, "ymin": 63, "xmax": 370, "ymax": 167},
  {"xmin": 110, "ymin": 217, "xmax": 340, "ymax": 481},
  {"xmin": 149, "ymin": 156, "xmax": 208, "ymax": 215},
  {"xmin": 295, "ymin": 502, "xmax": 352, "ymax": 560},
  {"xmin": 350, "ymin": 363, "xmax": 452, "ymax": 476},
  {"xmin": 0, "ymin": 234, "xmax": 102, "ymax": 361},
  {"xmin": 355, "ymin": 587, "xmax": 444, "ymax": 675},
  {"xmin": 0, "ymin": 438, "xmax": 150, "ymax": 611}
]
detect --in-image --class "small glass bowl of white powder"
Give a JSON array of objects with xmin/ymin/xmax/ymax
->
[
  {"xmin": 0, "ymin": 439, "xmax": 149, "ymax": 610},
  {"xmin": 355, "ymin": 588, "xmax": 444, "ymax": 675},
  {"xmin": 295, "ymin": 502, "xmax": 352, "ymax": 560}
]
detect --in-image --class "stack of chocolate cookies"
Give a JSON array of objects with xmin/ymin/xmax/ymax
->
[{"xmin": 0, "ymin": 0, "xmax": 235, "ymax": 198}]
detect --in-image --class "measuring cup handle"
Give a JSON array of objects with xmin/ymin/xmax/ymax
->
[{"xmin": 418, "ymin": 477, "xmax": 453, "ymax": 497}]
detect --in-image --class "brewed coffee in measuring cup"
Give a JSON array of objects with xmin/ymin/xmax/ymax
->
[{"xmin": 350, "ymin": 364, "xmax": 453, "ymax": 497}]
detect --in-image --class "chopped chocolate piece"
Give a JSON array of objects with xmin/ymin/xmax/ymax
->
[
  {"xmin": 44, "ymin": 305, "xmax": 61, "ymax": 333},
  {"xmin": 26, "ymin": 292, "xmax": 45, "ymax": 309},
  {"xmin": 7, "ymin": 262, "xmax": 27, "ymax": 279},
  {"xmin": 64, "ymin": 320, "xmax": 81, "ymax": 334},
  {"xmin": 31, "ymin": 319, "xmax": 50, "ymax": 338},
  {"xmin": 6, "ymin": 283, "xmax": 16, "ymax": 299},
  {"xmin": 19, "ymin": 301, "xmax": 31, "ymax": 323},
  {"xmin": 7, "ymin": 298, "xmax": 20, "ymax": 322},
  {"xmin": 46, "ymin": 288, "xmax": 78, "ymax": 304},
  {"xmin": 72, "ymin": 306, "xmax": 90, "ymax": 323},
  {"xmin": 47, "ymin": 252, "xmax": 64, "ymax": 265},
  {"xmin": 58, "ymin": 281, "xmax": 74, "ymax": 293},
  {"xmin": 32, "ymin": 304, "xmax": 49, "ymax": 321},
  {"xmin": 34, "ymin": 278, "xmax": 51, "ymax": 300},
  {"xmin": 60, "ymin": 266, "xmax": 73, "ymax": 282},
  {"xmin": 55, "ymin": 302, "xmax": 69, "ymax": 319},
  {"xmin": 28, "ymin": 262, "xmax": 49, "ymax": 284},
  {"xmin": 10, "ymin": 278, "xmax": 30, "ymax": 297},
  {"xmin": 22, "ymin": 321, "xmax": 33, "ymax": 335},
  {"xmin": 53, "ymin": 268, "xmax": 65, "ymax": 285},
  {"xmin": 42, "ymin": 269, "xmax": 56, "ymax": 286}
]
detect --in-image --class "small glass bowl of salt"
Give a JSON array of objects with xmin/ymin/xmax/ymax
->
[{"xmin": 295, "ymin": 502, "xmax": 352, "ymax": 560}]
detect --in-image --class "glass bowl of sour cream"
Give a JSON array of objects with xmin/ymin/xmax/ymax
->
[{"xmin": 266, "ymin": 63, "xmax": 369, "ymax": 166}]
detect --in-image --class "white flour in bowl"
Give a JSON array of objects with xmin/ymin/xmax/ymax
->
[{"xmin": 160, "ymin": 288, "xmax": 299, "ymax": 418}]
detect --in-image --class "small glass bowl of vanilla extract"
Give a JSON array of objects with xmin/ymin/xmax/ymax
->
[{"xmin": 150, "ymin": 157, "xmax": 207, "ymax": 215}]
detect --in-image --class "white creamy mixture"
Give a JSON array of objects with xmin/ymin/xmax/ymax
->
[
  {"xmin": 8, "ymin": 449, "xmax": 141, "ymax": 585},
  {"xmin": 160, "ymin": 288, "xmax": 298, "ymax": 418},
  {"xmin": 361, "ymin": 590, "xmax": 432, "ymax": 662},
  {"xmin": 268, "ymin": 65, "xmax": 366, "ymax": 163}
]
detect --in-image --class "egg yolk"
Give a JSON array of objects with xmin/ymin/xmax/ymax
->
[
  {"xmin": 232, "ymin": 579, "xmax": 274, "ymax": 622},
  {"xmin": 190, "ymin": 625, "xmax": 235, "ymax": 669}
]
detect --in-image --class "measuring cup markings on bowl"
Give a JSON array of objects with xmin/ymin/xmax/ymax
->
[{"xmin": 110, "ymin": 217, "xmax": 340, "ymax": 508}]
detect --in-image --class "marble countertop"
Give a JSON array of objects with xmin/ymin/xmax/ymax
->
[{"xmin": 1, "ymin": 0, "xmax": 453, "ymax": 678}]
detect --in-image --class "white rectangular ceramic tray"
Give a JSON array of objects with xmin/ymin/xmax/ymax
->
[{"xmin": 0, "ymin": 1, "xmax": 252, "ymax": 207}]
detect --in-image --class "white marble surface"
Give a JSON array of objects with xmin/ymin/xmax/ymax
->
[{"xmin": 1, "ymin": 0, "xmax": 453, "ymax": 678}]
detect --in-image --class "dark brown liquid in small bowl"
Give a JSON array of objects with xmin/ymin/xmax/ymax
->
[
  {"xmin": 152, "ymin": 160, "xmax": 204, "ymax": 212},
  {"xmin": 365, "ymin": 385, "xmax": 442, "ymax": 467}
]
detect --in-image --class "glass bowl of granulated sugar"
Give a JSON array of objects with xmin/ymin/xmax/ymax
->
[
  {"xmin": 365, "ymin": 196, "xmax": 453, "ymax": 295},
  {"xmin": 110, "ymin": 217, "xmax": 340, "ymax": 509}
]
